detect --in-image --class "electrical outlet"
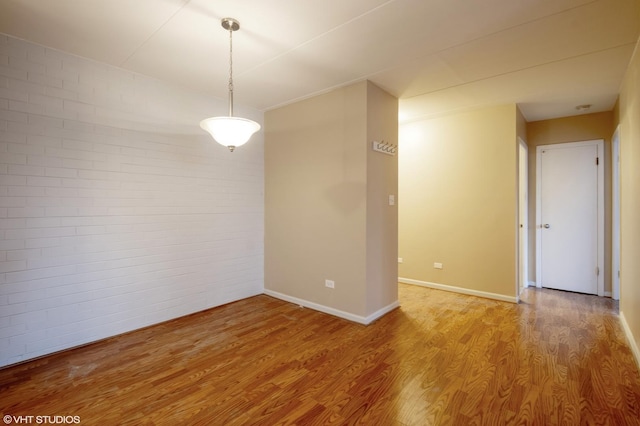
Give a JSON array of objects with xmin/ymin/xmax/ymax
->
[
  {"xmin": 434, "ymin": 262, "xmax": 443, "ymax": 269},
  {"xmin": 325, "ymin": 279, "xmax": 335, "ymax": 289},
  {"xmin": 398, "ymin": 257, "xmax": 403, "ymax": 263}
]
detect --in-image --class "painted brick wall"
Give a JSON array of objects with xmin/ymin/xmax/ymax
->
[{"xmin": 0, "ymin": 35, "xmax": 264, "ymax": 367}]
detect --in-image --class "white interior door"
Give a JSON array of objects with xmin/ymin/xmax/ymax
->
[{"xmin": 536, "ymin": 141, "xmax": 603, "ymax": 295}]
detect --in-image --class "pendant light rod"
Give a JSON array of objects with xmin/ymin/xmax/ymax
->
[{"xmin": 222, "ymin": 18, "xmax": 239, "ymax": 117}]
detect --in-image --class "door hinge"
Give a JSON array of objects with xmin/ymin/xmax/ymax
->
[
  {"xmin": 596, "ymin": 157, "xmax": 599, "ymax": 165},
  {"xmin": 596, "ymin": 266, "xmax": 600, "ymax": 276}
]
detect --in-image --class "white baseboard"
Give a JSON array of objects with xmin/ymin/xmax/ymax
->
[
  {"xmin": 620, "ymin": 311, "xmax": 640, "ymax": 369},
  {"xmin": 528, "ymin": 281, "xmax": 536, "ymax": 288},
  {"xmin": 604, "ymin": 291, "xmax": 612, "ymax": 297},
  {"xmin": 263, "ymin": 289, "xmax": 399, "ymax": 325},
  {"xmin": 399, "ymin": 277, "xmax": 518, "ymax": 303}
]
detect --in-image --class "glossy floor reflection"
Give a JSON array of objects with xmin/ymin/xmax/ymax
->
[{"xmin": 1, "ymin": 284, "xmax": 639, "ymax": 425}]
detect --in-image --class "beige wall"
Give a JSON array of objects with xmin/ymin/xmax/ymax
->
[
  {"xmin": 398, "ymin": 104, "xmax": 518, "ymax": 299},
  {"xmin": 366, "ymin": 83, "xmax": 399, "ymax": 314},
  {"xmin": 516, "ymin": 106, "xmax": 528, "ymax": 144},
  {"xmin": 265, "ymin": 81, "xmax": 398, "ymax": 320},
  {"xmin": 526, "ymin": 112, "xmax": 614, "ymax": 292},
  {"xmin": 617, "ymin": 36, "xmax": 640, "ymax": 362}
]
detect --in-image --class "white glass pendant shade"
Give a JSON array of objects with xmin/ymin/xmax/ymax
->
[
  {"xmin": 200, "ymin": 116, "xmax": 260, "ymax": 151},
  {"xmin": 200, "ymin": 18, "xmax": 259, "ymax": 152}
]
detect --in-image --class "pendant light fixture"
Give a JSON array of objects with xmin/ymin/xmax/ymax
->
[{"xmin": 200, "ymin": 18, "xmax": 260, "ymax": 152}]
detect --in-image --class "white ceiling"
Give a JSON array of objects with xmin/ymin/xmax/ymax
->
[{"xmin": 1, "ymin": 0, "xmax": 638, "ymax": 122}]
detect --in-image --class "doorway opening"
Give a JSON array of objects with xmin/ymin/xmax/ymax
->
[
  {"xmin": 612, "ymin": 127, "xmax": 620, "ymax": 300},
  {"xmin": 518, "ymin": 138, "xmax": 528, "ymax": 297}
]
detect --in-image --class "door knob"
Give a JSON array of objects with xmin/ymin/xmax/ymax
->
[{"xmin": 543, "ymin": 224, "xmax": 550, "ymax": 229}]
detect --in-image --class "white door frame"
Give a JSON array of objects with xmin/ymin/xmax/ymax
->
[
  {"xmin": 612, "ymin": 127, "xmax": 621, "ymax": 300},
  {"xmin": 517, "ymin": 138, "xmax": 528, "ymax": 297},
  {"xmin": 535, "ymin": 139, "xmax": 605, "ymax": 296}
]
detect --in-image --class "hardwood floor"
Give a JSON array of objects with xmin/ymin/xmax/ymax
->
[{"xmin": 1, "ymin": 284, "xmax": 640, "ymax": 425}]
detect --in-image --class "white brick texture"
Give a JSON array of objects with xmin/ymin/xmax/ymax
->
[{"xmin": 0, "ymin": 34, "xmax": 264, "ymax": 367}]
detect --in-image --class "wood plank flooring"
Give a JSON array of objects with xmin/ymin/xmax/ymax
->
[{"xmin": 1, "ymin": 284, "xmax": 640, "ymax": 425}]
